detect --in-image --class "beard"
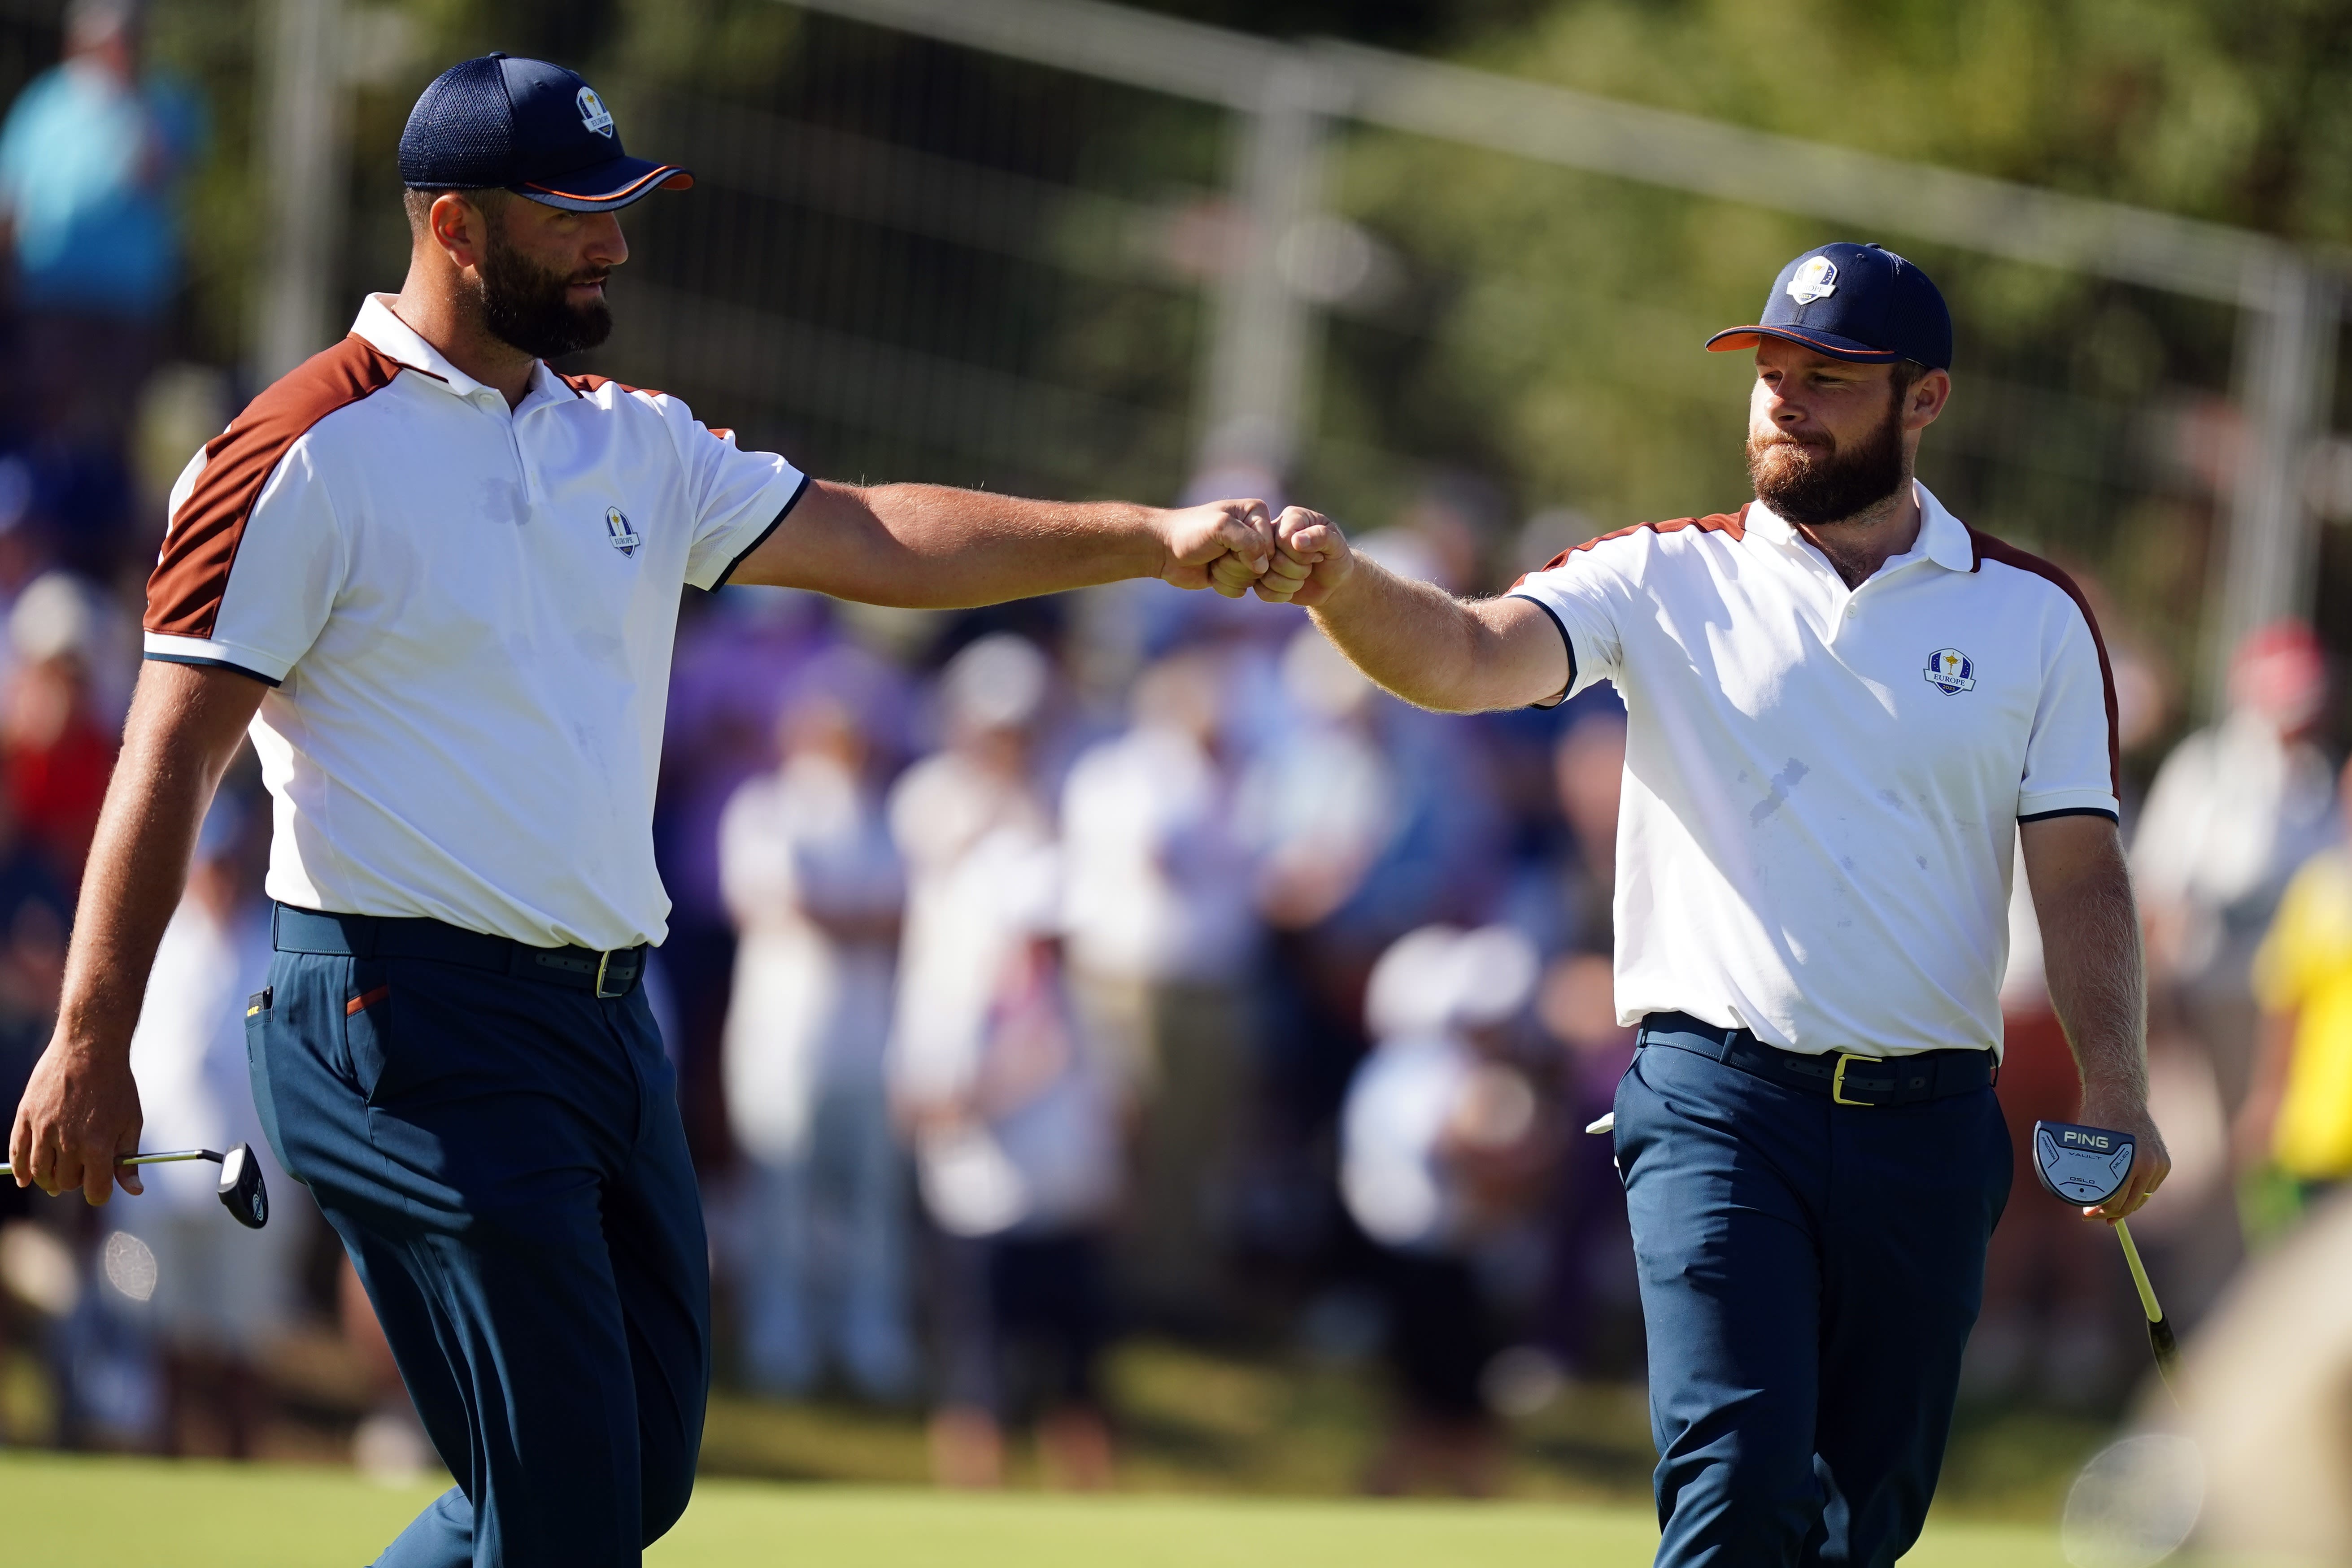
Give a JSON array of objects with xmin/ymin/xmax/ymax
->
[
  {"xmin": 474, "ymin": 225, "xmax": 613, "ymax": 361},
  {"xmin": 1747, "ymin": 389, "xmax": 1907, "ymax": 526}
]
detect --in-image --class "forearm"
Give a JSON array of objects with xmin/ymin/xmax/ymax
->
[
  {"xmin": 2034, "ymin": 845, "xmax": 2148, "ymax": 1097},
  {"xmin": 1308, "ymin": 560, "xmax": 1529, "ymax": 713},
  {"xmin": 55, "ymin": 670, "xmax": 257, "ymax": 1057},
  {"xmin": 770, "ymin": 483, "xmax": 1165, "ymax": 609}
]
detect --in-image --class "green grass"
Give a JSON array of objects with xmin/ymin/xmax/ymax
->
[{"xmin": 0, "ymin": 1451, "xmax": 2072, "ymax": 1566}]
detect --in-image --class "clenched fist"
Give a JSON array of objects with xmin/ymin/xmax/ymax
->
[
  {"xmin": 1251, "ymin": 506, "xmax": 1354, "ymax": 607},
  {"xmin": 1157, "ymin": 498, "xmax": 1275, "ymax": 598}
]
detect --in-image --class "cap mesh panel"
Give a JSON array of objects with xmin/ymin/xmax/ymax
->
[{"xmin": 398, "ymin": 56, "xmax": 514, "ymax": 187}]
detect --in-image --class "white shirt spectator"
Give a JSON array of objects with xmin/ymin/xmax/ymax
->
[
  {"xmin": 886, "ymin": 754, "xmax": 1054, "ymax": 1108},
  {"xmin": 1061, "ymin": 722, "xmax": 1256, "ymax": 983},
  {"xmin": 719, "ymin": 749, "xmax": 902, "ymax": 1165}
]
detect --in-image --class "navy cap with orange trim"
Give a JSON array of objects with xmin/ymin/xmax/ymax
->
[
  {"xmin": 1706, "ymin": 242, "xmax": 1951, "ymax": 370},
  {"xmin": 398, "ymin": 54, "xmax": 692, "ymax": 213}
]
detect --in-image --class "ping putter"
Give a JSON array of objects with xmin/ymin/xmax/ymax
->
[
  {"xmin": 2032, "ymin": 1119, "xmax": 2176, "ymax": 1392},
  {"xmin": 0, "ymin": 1143, "xmax": 269, "ymax": 1231}
]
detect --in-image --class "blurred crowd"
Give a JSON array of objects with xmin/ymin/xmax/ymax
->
[{"xmin": 1, "ymin": 0, "xmax": 2351, "ymax": 1506}]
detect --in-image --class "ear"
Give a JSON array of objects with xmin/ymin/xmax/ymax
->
[
  {"xmin": 427, "ymin": 192, "xmax": 493, "ymax": 273},
  {"xmin": 1904, "ymin": 367, "xmax": 1952, "ymax": 431}
]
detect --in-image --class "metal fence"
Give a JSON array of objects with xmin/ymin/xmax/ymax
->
[{"xmin": 250, "ymin": 0, "xmax": 2350, "ymax": 718}]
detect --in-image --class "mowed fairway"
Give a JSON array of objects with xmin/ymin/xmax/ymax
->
[{"xmin": 0, "ymin": 1452, "xmax": 2068, "ymax": 1566}]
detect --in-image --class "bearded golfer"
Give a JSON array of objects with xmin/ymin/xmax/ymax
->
[
  {"xmin": 9, "ymin": 54, "xmax": 1270, "ymax": 1567},
  {"xmin": 1259, "ymin": 242, "xmax": 2170, "ymax": 1565}
]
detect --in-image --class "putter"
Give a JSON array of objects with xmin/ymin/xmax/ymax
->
[
  {"xmin": 0, "ymin": 1143, "xmax": 269, "ymax": 1231},
  {"xmin": 2031, "ymin": 1119, "xmax": 2176, "ymax": 1391}
]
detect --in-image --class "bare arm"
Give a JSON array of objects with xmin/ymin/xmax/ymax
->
[
  {"xmin": 2020, "ymin": 812, "xmax": 2171, "ymax": 1221},
  {"xmin": 729, "ymin": 481, "xmax": 1272, "ymax": 608},
  {"xmin": 10, "ymin": 661, "xmax": 265, "ymax": 1205},
  {"xmin": 1249, "ymin": 506, "xmax": 1569, "ymax": 712}
]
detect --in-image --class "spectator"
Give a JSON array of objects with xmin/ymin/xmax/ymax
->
[
  {"xmin": 119, "ymin": 794, "xmax": 302, "ymax": 1457},
  {"xmin": 719, "ymin": 689, "xmax": 915, "ymax": 1402},
  {"xmin": 2134, "ymin": 622, "xmax": 2336, "ymax": 1116},
  {"xmin": 1533, "ymin": 949, "xmax": 1639, "ymax": 1377},
  {"xmin": 2240, "ymin": 754, "xmax": 2352, "ymax": 1226},
  {"xmin": 0, "ymin": 0, "xmax": 202, "ymax": 562},
  {"xmin": 1061, "ymin": 645, "xmax": 1257, "ymax": 1323},
  {"xmin": 3, "ymin": 572, "xmax": 119, "ymax": 889},
  {"xmin": 888, "ymin": 635, "xmax": 1058, "ymax": 1141},
  {"xmin": 1342, "ymin": 923, "xmax": 1545, "ymax": 1497},
  {"xmin": 655, "ymin": 590, "xmax": 840, "ymax": 1167},
  {"xmin": 903, "ymin": 846, "xmax": 1127, "ymax": 1491}
]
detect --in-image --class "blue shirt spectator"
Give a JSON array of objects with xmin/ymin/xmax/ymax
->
[{"xmin": 0, "ymin": 0, "xmax": 203, "ymax": 318}]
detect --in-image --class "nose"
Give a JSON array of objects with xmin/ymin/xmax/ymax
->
[{"xmin": 587, "ymin": 213, "xmax": 628, "ymax": 269}]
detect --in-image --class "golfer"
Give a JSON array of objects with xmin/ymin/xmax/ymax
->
[
  {"xmin": 1258, "ymin": 242, "xmax": 2170, "ymax": 1564},
  {"xmin": 9, "ymin": 54, "xmax": 1269, "ymax": 1567}
]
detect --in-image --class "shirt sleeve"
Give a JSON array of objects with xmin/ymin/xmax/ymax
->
[
  {"xmin": 1503, "ymin": 543, "xmax": 1634, "ymax": 706},
  {"xmin": 142, "ymin": 431, "xmax": 346, "ymax": 687},
  {"xmin": 2017, "ymin": 594, "xmax": 2121, "ymax": 823},
  {"xmin": 672, "ymin": 409, "xmax": 810, "ymax": 592}
]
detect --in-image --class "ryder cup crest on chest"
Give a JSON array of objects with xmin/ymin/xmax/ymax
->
[
  {"xmin": 1924, "ymin": 647, "xmax": 1975, "ymax": 694},
  {"xmin": 605, "ymin": 505, "xmax": 640, "ymax": 557}
]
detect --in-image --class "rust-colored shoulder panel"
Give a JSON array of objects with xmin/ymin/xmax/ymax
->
[
  {"xmin": 145, "ymin": 336, "xmax": 404, "ymax": 640},
  {"xmin": 1512, "ymin": 504, "xmax": 1748, "ymax": 588},
  {"xmin": 1969, "ymin": 527, "xmax": 2120, "ymax": 797}
]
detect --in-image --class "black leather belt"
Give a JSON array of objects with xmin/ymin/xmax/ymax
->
[
  {"xmin": 1638, "ymin": 1010, "xmax": 1993, "ymax": 1106},
  {"xmin": 271, "ymin": 904, "xmax": 646, "ymax": 999}
]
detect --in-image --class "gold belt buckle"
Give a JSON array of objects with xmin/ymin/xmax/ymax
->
[
  {"xmin": 1831, "ymin": 1052, "xmax": 1874, "ymax": 1106},
  {"xmin": 594, "ymin": 950, "xmax": 619, "ymax": 999}
]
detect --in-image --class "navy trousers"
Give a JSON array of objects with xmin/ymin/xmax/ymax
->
[
  {"xmin": 1615, "ymin": 1027, "xmax": 2010, "ymax": 1568},
  {"xmin": 247, "ymin": 930, "xmax": 710, "ymax": 1568}
]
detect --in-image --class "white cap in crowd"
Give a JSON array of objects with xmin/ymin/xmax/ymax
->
[
  {"xmin": 939, "ymin": 632, "xmax": 1051, "ymax": 736},
  {"xmin": 1364, "ymin": 922, "xmax": 1540, "ymax": 1041},
  {"xmin": 10, "ymin": 571, "xmax": 103, "ymax": 666}
]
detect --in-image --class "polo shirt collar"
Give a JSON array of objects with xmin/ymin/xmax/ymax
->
[
  {"xmin": 1746, "ymin": 480, "xmax": 1974, "ymax": 575},
  {"xmin": 348, "ymin": 294, "xmax": 571, "ymax": 409}
]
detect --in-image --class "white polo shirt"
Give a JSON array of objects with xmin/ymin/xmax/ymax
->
[
  {"xmin": 1509, "ymin": 483, "xmax": 2118, "ymax": 1058},
  {"xmin": 143, "ymin": 295, "xmax": 808, "ymax": 951}
]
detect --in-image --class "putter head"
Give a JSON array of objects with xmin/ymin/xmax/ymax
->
[
  {"xmin": 2033, "ymin": 1119, "xmax": 2135, "ymax": 1208},
  {"xmin": 216, "ymin": 1143, "xmax": 269, "ymax": 1230}
]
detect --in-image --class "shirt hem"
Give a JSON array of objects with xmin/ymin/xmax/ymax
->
[
  {"xmin": 2018, "ymin": 804, "xmax": 2120, "ymax": 825},
  {"xmin": 1505, "ymin": 592, "xmax": 1577, "ymax": 709},
  {"xmin": 707, "ymin": 470, "xmax": 812, "ymax": 591},
  {"xmin": 141, "ymin": 649, "xmax": 283, "ymax": 688}
]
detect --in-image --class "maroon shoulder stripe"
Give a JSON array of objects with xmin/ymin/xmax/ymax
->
[
  {"xmin": 1510, "ymin": 505, "xmax": 1748, "ymax": 590},
  {"xmin": 145, "ymin": 336, "xmax": 405, "ymax": 640},
  {"xmin": 562, "ymin": 372, "xmax": 731, "ymax": 441},
  {"xmin": 1968, "ymin": 527, "xmax": 2121, "ymax": 797}
]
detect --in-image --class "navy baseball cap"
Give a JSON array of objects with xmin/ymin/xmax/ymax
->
[
  {"xmin": 399, "ymin": 54, "xmax": 692, "ymax": 212},
  {"xmin": 1705, "ymin": 242, "xmax": 1952, "ymax": 370}
]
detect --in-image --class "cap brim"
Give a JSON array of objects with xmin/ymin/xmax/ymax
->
[
  {"xmin": 514, "ymin": 157, "xmax": 694, "ymax": 213},
  {"xmin": 1704, "ymin": 325, "xmax": 1900, "ymax": 363}
]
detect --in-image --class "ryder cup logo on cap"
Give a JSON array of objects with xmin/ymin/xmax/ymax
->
[
  {"xmin": 399, "ymin": 53, "xmax": 693, "ymax": 212},
  {"xmin": 1785, "ymin": 254, "xmax": 1838, "ymax": 305},
  {"xmin": 576, "ymin": 86, "xmax": 614, "ymax": 137},
  {"xmin": 1707, "ymin": 241, "xmax": 1953, "ymax": 370}
]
